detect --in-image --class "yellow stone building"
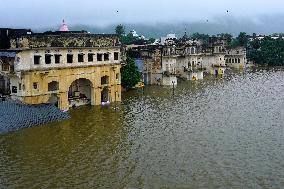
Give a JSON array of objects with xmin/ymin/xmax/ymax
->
[{"xmin": 1, "ymin": 31, "xmax": 122, "ymax": 111}]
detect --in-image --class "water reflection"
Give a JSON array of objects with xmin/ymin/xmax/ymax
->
[{"xmin": 1, "ymin": 69, "xmax": 284, "ymax": 188}]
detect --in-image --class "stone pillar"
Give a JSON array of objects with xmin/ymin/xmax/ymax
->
[
  {"xmin": 58, "ymin": 92, "xmax": 69, "ymax": 111},
  {"xmin": 116, "ymin": 85, "xmax": 122, "ymax": 102},
  {"xmin": 110, "ymin": 86, "xmax": 115, "ymax": 102},
  {"xmin": 91, "ymin": 87, "xmax": 96, "ymax": 105},
  {"xmin": 94, "ymin": 88, "xmax": 101, "ymax": 105},
  {"xmin": 102, "ymin": 54, "xmax": 104, "ymax": 62}
]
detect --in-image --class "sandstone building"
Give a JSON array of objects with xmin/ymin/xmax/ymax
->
[
  {"xmin": 130, "ymin": 32, "xmax": 247, "ymax": 85},
  {"xmin": 0, "ymin": 25, "xmax": 122, "ymax": 111}
]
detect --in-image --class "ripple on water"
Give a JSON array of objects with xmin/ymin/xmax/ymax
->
[{"xmin": 0, "ymin": 69, "xmax": 284, "ymax": 188}]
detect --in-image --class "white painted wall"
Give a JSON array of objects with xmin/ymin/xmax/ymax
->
[
  {"xmin": 162, "ymin": 57, "xmax": 176, "ymax": 73},
  {"xmin": 14, "ymin": 47, "xmax": 120, "ymax": 72}
]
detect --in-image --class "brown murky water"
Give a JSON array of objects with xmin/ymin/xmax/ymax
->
[{"xmin": 0, "ymin": 68, "xmax": 284, "ymax": 188}]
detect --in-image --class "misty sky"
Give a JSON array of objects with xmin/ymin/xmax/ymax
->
[{"xmin": 1, "ymin": 0, "xmax": 284, "ymax": 35}]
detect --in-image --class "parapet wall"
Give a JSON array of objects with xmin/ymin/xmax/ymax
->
[{"xmin": 10, "ymin": 34, "xmax": 120, "ymax": 49}]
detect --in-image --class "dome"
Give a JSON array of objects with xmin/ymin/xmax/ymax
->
[{"xmin": 59, "ymin": 20, "xmax": 69, "ymax": 32}]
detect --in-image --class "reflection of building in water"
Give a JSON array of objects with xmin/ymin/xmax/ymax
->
[{"xmin": 0, "ymin": 21, "xmax": 122, "ymax": 111}]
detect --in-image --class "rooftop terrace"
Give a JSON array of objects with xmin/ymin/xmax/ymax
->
[{"xmin": 10, "ymin": 32, "xmax": 120, "ymax": 49}]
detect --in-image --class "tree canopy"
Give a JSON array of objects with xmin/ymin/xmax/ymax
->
[
  {"xmin": 115, "ymin": 24, "xmax": 125, "ymax": 36},
  {"xmin": 247, "ymin": 37, "xmax": 284, "ymax": 66},
  {"xmin": 228, "ymin": 32, "xmax": 248, "ymax": 48},
  {"xmin": 121, "ymin": 57, "xmax": 141, "ymax": 89},
  {"xmin": 217, "ymin": 33, "xmax": 233, "ymax": 44},
  {"xmin": 236, "ymin": 32, "xmax": 248, "ymax": 46},
  {"xmin": 190, "ymin": 32, "xmax": 210, "ymax": 44}
]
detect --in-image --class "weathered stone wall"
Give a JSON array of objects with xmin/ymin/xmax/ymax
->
[
  {"xmin": 10, "ymin": 64, "xmax": 121, "ymax": 111},
  {"xmin": 10, "ymin": 34, "xmax": 120, "ymax": 49}
]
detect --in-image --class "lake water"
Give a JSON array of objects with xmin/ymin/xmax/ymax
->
[{"xmin": 0, "ymin": 68, "xmax": 284, "ymax": 188}]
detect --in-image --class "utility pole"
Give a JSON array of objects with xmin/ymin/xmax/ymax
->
[
  {"xmin": 172, "ymin": 80, "xmax": 175, "ymax": 95},
  {"xmin": 115, "ymin": 91, "xmax": 117, "ymax": 111}
]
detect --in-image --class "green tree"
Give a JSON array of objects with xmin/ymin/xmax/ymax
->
[
  {"xmin": 115, "ymin": 24, "xmax": 125, "ymax": 36},
  {"xmin": 120, "ymin": 34, "xmax": 138, "ymax": 45},
  {"xmin": 148, "ymin": 38, "xmax": 156, "ymax": 44},
  {"xmin": 247, "ymin": 37, "xmax": 284, "ymax": 66},
  {"xmin": 228, "ymin": 32, "xmax": 248, "ymax": 48},
  {"xmin": 237, "ymin": 32, "xmax": 248, "ymax": 46},
  {"xmin": 217, "ymin": 33, "xmax": 233, "ymax": 44},
  {"xmin": 121, "ymin": 57, "xmax": 141, "ymax": 89},
  {"xmin": 190, "ymin": 32, "xmax": 210, "ymax": 44}
]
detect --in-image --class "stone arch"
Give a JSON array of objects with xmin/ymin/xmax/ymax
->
[
  {"xmin": 101, "ymin": 87, "xmax": 110, "ymax": 103},
  {"xmin": 68, "ymin": 78, "xmax": 94, "ymax": 108}
]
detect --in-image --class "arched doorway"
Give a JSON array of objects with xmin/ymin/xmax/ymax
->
[
  {"xmin": 48, "ymin": 93, "xmax": 59, "ymax": 107},
  {"xmin": 68, "ymin": 78, "xmax": 93, "ymax": 108},
  {"xmin": 101, "ymin": 87, "xmax": 109, "ymax": 103}
]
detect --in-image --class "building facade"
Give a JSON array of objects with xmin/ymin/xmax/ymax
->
[
  {"xmin": 225, "ymin": 46, "xmax": 247, "ymax": 69},
  {"xmin": 133, "ymin": 34, "xmax": 231, "ymax": 85},
  {"xmin": 0, "ymin": 31, "xmax": 122, "ymax": 111}
]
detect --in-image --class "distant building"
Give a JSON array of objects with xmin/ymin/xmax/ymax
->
[
  {"xmin": 129, "ymin": 30, "xmax": 139, "ymax": 37},
  {"xmin": 0, "ymin": 28, "xmax": 32, "ymax": 94},
  {"xmin": 0, "ymin": 22, "xmax": 122, "ymax": 110},
  {"xmin": 129, "ymin": 34, "xmax": 248, "ymax": 85},
  {"xmin": 160, "ymin": 34, "xmax": 177, "ymax": 45},
  {"xmin": 0, "ymin": 28, "xmax": 32, "ymax": 49},
  {"xmin": 225, "ymin": 46, "xmax": 247, "ymax": 69},
  {"xmin": 59, "ymin": 20, "xmax": 69, "ymax": 32}
]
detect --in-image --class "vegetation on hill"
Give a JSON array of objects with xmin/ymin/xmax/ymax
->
[{"xmin": 115, "ymin": 25, "xmax": 154, "ymax": 45}]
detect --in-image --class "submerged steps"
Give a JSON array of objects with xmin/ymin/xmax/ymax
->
[{"xmin": 0, "ymin": 100, "xmax": 70, "ymax": 134}]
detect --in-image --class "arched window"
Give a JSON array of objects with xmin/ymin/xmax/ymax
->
[
  {"xmin": 48, "ymin": 81, "xmax": 59, "ymax": 91},
  {"xmin": 101, "ymin": 76, "xmax": 109, "ymax": 85},
  {"xmin": 238, "ymin": 58, "xmax": 241, "ymax": 63},
  {"xmin": 191, "ymin": 47, "xmax": 195, "ymax": 54}
]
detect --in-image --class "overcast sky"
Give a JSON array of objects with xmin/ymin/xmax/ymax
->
[{"xmin": 1, "ymin": 0, "xmax": 284, "ymax": 29}]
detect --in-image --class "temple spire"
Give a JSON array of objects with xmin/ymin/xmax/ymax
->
[
  {"xmin": 182, "ymin": 26, "xmax": 189, "ymax": 40},
  {"xmin": 59, "ymin": 19, "xmax": 69, "ymax": 32}
]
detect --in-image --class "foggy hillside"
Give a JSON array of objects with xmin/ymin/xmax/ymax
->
[{"xmin": 36, "ymin": 15, "xmax": 284, "ymax": 38}]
